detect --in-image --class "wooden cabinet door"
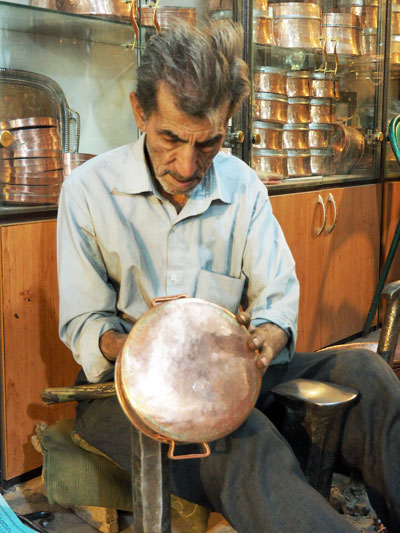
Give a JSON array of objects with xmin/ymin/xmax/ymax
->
[
  {"xmin": 0, "ymin": 220, "xmax": 80, "ymax": 480},
  {"xmin": 381, "ymin": 180, "xmax": 400, "ymax": 283},
  {"xmin": 320, "ymin": 184, "xmax": 381, "ymax": 347},
  {"xmin": 270, "ymin": 190, "xmax": 326, "ymax": 352}
]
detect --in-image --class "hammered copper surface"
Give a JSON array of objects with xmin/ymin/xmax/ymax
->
[
  {"xmin": 310, "ymin": 73, "xmax": 336, "ymax": 98},
  {"xmin": 308, "ymin": 123, "xmax": 334, "ymax": 148},
  {"xmin": 322, "ymin": 13, "xmax": 361, "ymax": 55},
  {"xmin": 252, "ymin": 149, "xmax": 288, "ymax": 179},
  {"xmin": 286, "ymin": 150, "xmax": 312, "ymax": 177},
  {"xmin": 116, "ymin": 298, "xmax": 262, "ymax": 445},
  {"xmin": 253, "ymin": 93, "xmax": 288, "ymax": 123},
  {"xmin": 253, "ymin": 13, "xmax": 274, "ymax": 45},
  {"xmin": 254, "ymin": 67, "xmax": 287, "ymax": 95},
  {"xmin": 338, "ymin": 5, "xmax": 377, "ymax": 28},
  {"xmin": 286, "ymin": 71, "xmax": 311, "ymax": 98},
  {"xmin": 253, "ymin": 121, "xmax": 283, "ymax": 150},
  {"xmin": 310, "ymin": 99, "xmax": 336, "ymax": 123},
  {"xmin": 283, "ymin": 124, "xmax": 309, "ymax": 150},
  {"xmin": 310, "ymin": 148, "xmax": 335, "ymax": 175},
  {"xmin": 287, "ymin": 98, "xmax": 311, "ymax": 124},
  {"xmin": 272, "ymin": 3, "xmax": 322, "ymax": 49}
]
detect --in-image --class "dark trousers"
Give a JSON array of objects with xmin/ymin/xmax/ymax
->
[{"xmin": 74, "ymin": 349, "xmax": 400, "ymax": 533}]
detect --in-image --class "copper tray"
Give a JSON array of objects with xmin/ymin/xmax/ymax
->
[{"xmin": 115, "ymin": 296, "xmax": 262, "ymax": 459}]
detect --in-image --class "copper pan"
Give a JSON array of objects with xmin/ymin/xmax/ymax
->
[
  {"xmin": 0, "ymin": 170, "xmax": 63, "ymax": 186},
  {"xmin": 0, "ymin": 148, "xmax": 61, "ymax": 159},
  {"xmin": 115, "ymin": 296, "xmax": 262, "ymax": 460},
  {"xmin": 0, "ymin": 117, "xmax": 58, "ymax": 130},
  {"xmin": 0, "ymin": 191, "xmax": 59, "ymax": 205},
  {"xmin": 0, "ymin": 183, "xmax": 61, "ymax": 195}
]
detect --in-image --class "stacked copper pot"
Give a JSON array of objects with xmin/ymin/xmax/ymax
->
[{"xmin": 0, "ymin": 117, "xmax": 63, "ymax": 205}]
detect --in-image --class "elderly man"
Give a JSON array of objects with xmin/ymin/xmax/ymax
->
[{"xmin": 57, "ymin": 20, "xmax": 400, "ymax": 533}]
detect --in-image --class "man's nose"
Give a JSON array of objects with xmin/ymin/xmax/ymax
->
[{"xmin": 175, "ymin": 144, "xmax": 198, "ymax": 178}]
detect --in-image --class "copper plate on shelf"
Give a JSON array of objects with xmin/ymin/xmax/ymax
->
[
  {"xmin": 0, "ymin": 117, "xmax": 58, "ymax": 130},
  {"xmin": 0, "ymin": 157, "xmax": 63, "ymax": 171},
  {"xmin": 0, "ymin": 170, "xmax": 63, "ymax": 186},
  {"xmin": 0, "ymin": 192, "xmax": 59, "ymax": 205},
  {"xmin": 0, "ymin": 148, "xmax": 61, "ymax": 159}
]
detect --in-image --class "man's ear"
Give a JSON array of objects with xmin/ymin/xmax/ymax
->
[{"xmin": 130, "ymin": 92, "xmax": 147, "ymax": 132}]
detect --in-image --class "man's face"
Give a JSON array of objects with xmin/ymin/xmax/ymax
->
[{"xmin": 130, "ymin": 84, "xmax": 229, "ymax": 204}]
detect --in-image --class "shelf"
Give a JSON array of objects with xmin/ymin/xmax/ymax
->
[
  {"xmin": 0, "ymin": 1, "xmax": 135, "ymax": 47},
  {"xmin": 265, "ymin": 174, "xmax": 378, "ymax": 194}
]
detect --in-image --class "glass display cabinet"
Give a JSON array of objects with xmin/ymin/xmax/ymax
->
[{"xmin": 0, "ymin": 0, "xmax": 394, "ymax": 217}]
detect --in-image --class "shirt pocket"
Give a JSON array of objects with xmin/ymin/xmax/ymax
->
[{"xmin": 196, "ymin": 269, "xmax": 245, "ymax": 314}]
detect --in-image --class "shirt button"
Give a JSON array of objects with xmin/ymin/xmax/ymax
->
[{"xmin": 170, "ymin": 274, "xmax": 178, "ymax": 282}]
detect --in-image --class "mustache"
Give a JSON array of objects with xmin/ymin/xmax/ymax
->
[{"xmin": 160, "ymin": 169, "xmax": 202, "ymax": 182}]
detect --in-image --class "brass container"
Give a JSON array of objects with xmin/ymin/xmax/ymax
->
[
  {"xmin": 252, "ymin": 149, "xmax": 288, "ymax": 180},
  {"xmin": 287, "ymin": 97, "xmax": 311, "ymax": 124},
  {"xmin": 286, "ymin": 149, "xmax": 312, "ymax": 177},
  {"xmin": 310, "ymin": 71, "xmax": 337, "ymax": 99},
  {"xmin": 254, "ymin": 67, "xmax": 287, "ymax": 95},
  {"xmin": 322, "ymin": 13, "xmax": 362, "ymax": 55},
  {"xmin": 253, "ymin": 121, "xmax": 283, "ymax": 150},
  {"xmin": 310, "ymin": 98, "xmax": 336, "ymax": 123},
  {"xmin": 308, "ymin": 123, "xmax": 334, "ymax": 149},
  {"xmin": 332, "ymin": 124, "xmax": 365, "ymax": 173},
  {"xmin": 272, "ymin": 3, "xmax": 323, "ymax": 49},
  {"xmin": 253, "ymin": 11, "xmax": 274, "ymax": 45},
  {"xmin": 253, "ymin": 92, "xmax": 288, "ymax": 123},
  {"xmin": 283, "ymin": 124, "xmax": 309, "ymax": 150},
  {"xmin": 310, "ymin": 148, "xmax": 335, "ymax": 175},
  {"xmin": 286, "ymin": 71, "xmax": 311, "ymax": 97}
]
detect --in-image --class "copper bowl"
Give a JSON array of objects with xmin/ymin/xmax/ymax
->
[
  {"xmin": 286, "ymin": 149, "xmax": 312, "ymax": 177},
  {"xmin": 286, "ymin": 71, "xmax": 311, "ymax": 98},
  {"xmin": 115, "ymin": 296, "xmax": 262, "ymax": 459},
  {"xmin": 308, "ymin": 123, "xmax": 334, "ymax": 148},
  {"xmin": 252, "ymin": 148, "xmax": 288, "ymax": 181},
  {"xmin": 253, "ymin": 121, "xmax": 283, "ymax": 150},
  {"xmin": 283, "ymin": 123, "xmax": 309, "ymax": 150},
  {"xmin": 253, "ymin": 11, "xmax": 274, "ymax": 45},
  {"xmin": 322, "ymin": 12, "xmax": 362, "ymax": 55},
  {"xmin": 253, "ymin": 92, "xmax": 288, "ymax": 123},
  {"xmin": 310, "ymin": 98, "xmax": 336, "ymax": 123},
  {"xmin": 272, "ymin": 3, "xmax": 322, "ymax": 49},
  {"xmin": 310, "ymin": 71, "xmax": 337, "ymax": 99},
  {"xmin": 253, "ymin": 67, "xmax": 287, "ymax": 95},
  {"xmin": 287, "ymin": 97, "xmax": 311, "ymax": 124},
  {"xmin": 310, "ymin": 148, "xmax": 335, "ymax": 175}
]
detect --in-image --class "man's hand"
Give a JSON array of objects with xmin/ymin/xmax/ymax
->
[
  {"xmin": 99, "ymin": 330, "xmax": 129, "ymax": 363},
  {"xmin": 236, "ymin": 311, "xmax": 289, "ymax": 372}
]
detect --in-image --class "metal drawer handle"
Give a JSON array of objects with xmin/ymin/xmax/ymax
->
[
  {"xmin": 326, "ymin": 193, "xmax": 337, "ymax": 234},
  {"xmin": 316, "ymin": 194, "xmax": 326, "ymax": 236}
]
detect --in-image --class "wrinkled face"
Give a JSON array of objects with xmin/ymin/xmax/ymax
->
[{"xmin": 130, "ymin": 83, "xmax": 229, "ymax": 207}]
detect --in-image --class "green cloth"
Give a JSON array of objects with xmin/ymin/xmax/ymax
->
[{"xmin": 37, "ymin": 419, "xmax": 210, "ymax": 532}]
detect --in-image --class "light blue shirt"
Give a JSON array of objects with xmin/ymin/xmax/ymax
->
[{"xmin": 57, "ymin": 135, "xmax": 299, "ymax": 383}]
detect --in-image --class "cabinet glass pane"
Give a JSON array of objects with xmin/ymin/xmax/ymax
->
[
  {"xmin": 249, "ymin": 0, "xmax": 386, "ymax": 190},
  {"xmin": 0, "ymin": 0, "xmax": 138, "ymax": 217}
]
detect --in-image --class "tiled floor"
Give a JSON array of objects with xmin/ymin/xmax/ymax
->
[{"xmin": 2, "ymin": 327, "xmax": 397, "ymax": 533}]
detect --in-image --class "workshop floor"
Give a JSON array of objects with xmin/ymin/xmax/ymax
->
[{"xmin": 2, "ymin": 327, "xmax": 396, "ymax": 533}]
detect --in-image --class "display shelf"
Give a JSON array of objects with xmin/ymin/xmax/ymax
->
[
  {"xmin": 266, "ymin": 173, "xmax": 378, "ymax": 194},
  {"xmin": 0, "ymin": 1, "xmax": 134, "ymax": 47}
]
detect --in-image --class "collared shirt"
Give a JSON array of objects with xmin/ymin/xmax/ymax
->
[{"xmin": 57, "ymin": 134, "xmax": 299, "ymax": 383}]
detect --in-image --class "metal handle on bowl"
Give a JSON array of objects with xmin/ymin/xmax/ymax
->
[
  {"xmin": 316, "ymin": 194, "xmax": 326, "ymax": 236},
  {"xmin": 129, "ymin": 0, "xmax": 139, "ymax": 50},
  {"xmin": 167, "ymin": 440, "xmax": 211, "ymax": 460}
]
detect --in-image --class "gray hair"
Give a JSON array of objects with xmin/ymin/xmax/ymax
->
[{"xmin": 135, "ymin": 19, "xmax": 250, "ymax": 122}]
